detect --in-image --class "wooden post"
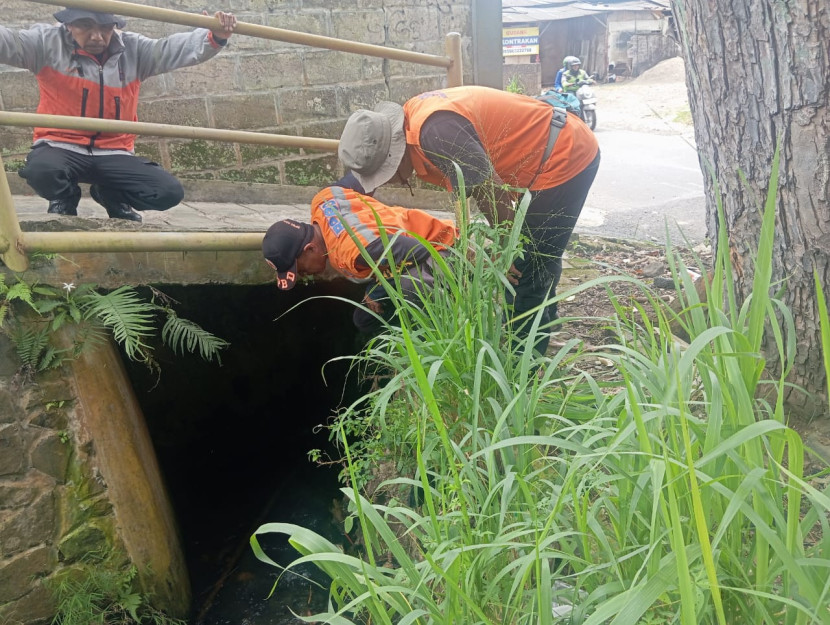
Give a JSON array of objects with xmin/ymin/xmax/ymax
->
[
  {"xmin": 445, "ymin": 32, "xmax": 464, "ymax": 87},
  {"xmin": 0, "ymin": 155, "xmax": 28, "ymax": 272}
]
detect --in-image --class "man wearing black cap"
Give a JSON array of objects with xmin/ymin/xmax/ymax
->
[
  {"xmin": 0, "ymin": 7, "xmax": 236, "ymax": 221},
  {"xmin": 262, "ymin": 185, "xmax": 456, "ymax": 334}
]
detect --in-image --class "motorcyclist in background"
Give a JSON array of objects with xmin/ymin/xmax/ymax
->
[
  {"xmin": 561, "ymin": 57, "xmax": 593, "ymax": 93},
  {"xmin": 553, "ymin": 55, "xmax": 577, "ymax": 92}
]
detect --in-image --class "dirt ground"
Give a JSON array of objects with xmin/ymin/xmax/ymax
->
[
  {"xmin": 555, "ymin": 58, "xmax": 830, "ymax": 470},
  {"xmin": 556, "ymin": 58, "xmax": 700, "ymax": 354},
  {"xmin": 591, "ymin": 57, "xmax": 695, "ymax": 140}
]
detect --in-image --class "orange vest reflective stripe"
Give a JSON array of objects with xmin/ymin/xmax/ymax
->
[
  {"xmin": 403, "ymin": 86, "xmax": 599, "ymax": 191},
  {"xmin": 310, "ymin": 186, "xmax": 457, "ymax": 281}
]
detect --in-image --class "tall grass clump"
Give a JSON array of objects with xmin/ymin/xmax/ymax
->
[{"xmin": 253, "ymin": 156, "xmax": 830, "ymax": 624}]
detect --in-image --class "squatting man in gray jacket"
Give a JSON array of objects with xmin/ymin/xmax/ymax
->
[{"xmin": 0, "ymin": 6, "xmax": 237, "ymax": 221}]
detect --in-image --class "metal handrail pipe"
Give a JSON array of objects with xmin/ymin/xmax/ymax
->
[
  {"xmin": 0, "ymin": 111, "xmax": 340, "ymax": 151},
  {"xmin": 20, "ymin": 231, "xmax": 265, "ymax": 253},
  {"xmin": 25, "ymin": 0, "xmax": 453, "ymax": 68}
]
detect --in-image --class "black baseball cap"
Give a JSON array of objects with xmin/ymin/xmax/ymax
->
[
  {"xmin": 54, "ymin": 8, "xmax": 126, "ymax": 29},
  {"xmin": 262, "ymin": 219, "xmax": 315, "ymax": 290}
]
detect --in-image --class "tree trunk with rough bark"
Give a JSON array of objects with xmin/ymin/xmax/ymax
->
[{"xmin": 671, "ymin": 0, "xmax": 830, "ymax": 416}]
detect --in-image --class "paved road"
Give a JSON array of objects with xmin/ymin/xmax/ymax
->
[{"xmin": 577, "ymin": 127, "xmax": 707, "ymax": 246}]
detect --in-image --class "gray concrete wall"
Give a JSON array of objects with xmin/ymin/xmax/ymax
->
[
  {"xmin": 1, "ymin": 0, "xmax": 475, "ymax": 188},
  {"xmin": 502, "ymin": 62, "xmax": 541, "ymax": 95}
]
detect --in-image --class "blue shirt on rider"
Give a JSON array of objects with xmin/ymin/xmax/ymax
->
[{"xmin": 554, "ymin": 68, "xmax": 564, "ymax": 92}]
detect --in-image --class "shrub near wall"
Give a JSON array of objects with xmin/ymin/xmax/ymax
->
[{"xmin": 0, "ymin": 0, "xmax": 474, "ymax": 189}]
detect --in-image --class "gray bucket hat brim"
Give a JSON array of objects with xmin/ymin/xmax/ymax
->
[
  {"xmin": 338, "ymin": 101, "xmax": 405, "ymax": 194},
  {"xmin": 54, "ymin": 8, "xmax": 126, "ymax": 29}
]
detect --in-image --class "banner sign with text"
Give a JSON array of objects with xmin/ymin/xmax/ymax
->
[{"xmin": 503, "ymin": 26, "xmax": 539, "ymax": 56}]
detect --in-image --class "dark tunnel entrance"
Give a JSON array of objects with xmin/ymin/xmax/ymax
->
[{"xmin": 119, "ymin": 279, "xmax": 368, "ymax": 624}]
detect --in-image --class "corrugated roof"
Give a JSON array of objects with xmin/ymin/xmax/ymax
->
[{"xmin": 503, "ymin": 0, "xmax": 671, "ymax": 24}]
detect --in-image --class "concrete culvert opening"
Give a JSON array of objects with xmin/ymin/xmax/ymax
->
[{"xmin": 119, "ymin": 280, "xmax": 368, "ymax": 623}]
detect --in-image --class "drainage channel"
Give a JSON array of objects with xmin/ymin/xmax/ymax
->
[{"xmin": 120, "ymin": 282, "xmax": 367, "ymax": 623}]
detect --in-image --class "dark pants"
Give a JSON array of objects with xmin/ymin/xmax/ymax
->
[
  {"xmin": 507, "ymin": 150, "xmax": 601, "ymax": 353},
  {"xmin": 18, "ymin": 144, "xmax": 184, "ymax": 211},
  {"xmin": 352, "ymin": 255, "xmax": 443, "ymax": 336}
]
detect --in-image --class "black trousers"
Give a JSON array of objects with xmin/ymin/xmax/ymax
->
[
  {"xmin": 507, "ymin": 150, "xmax": 601, "ymax": 353},
  {"xmin": 352, "ymin": 255, "xmax": 444, "ymax": 336},
  {"xmin": 18, "ymin": 144, "xmax": 184, "ymax": 211}
]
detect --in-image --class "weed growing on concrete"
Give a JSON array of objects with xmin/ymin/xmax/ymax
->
[
  {"xmin": 49, "ymin": 563, "xmax": 185, "ymax": 625},
  {"xmin": 0, "ymin": 277, "xmax": 228, "ymax": 374},
  {"xmin": 506, "ymin": 74, "xmax": 527, "ymax": 95}
]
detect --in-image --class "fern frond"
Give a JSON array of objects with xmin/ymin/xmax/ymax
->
[
  {"xmin": 161, "ymin": 311, "xmax": 229, "ymax": 364},
  {"xmin": 0, "ymin": 304, "xmax": 7, "ymax": 328},
  {"xmin": 6, "ymin": 282, "xmax": 35, "ymax": 309},
  {"xmin": 7, "ymin": 323, "xmax": 51, "ymax": 369},
  {"xmin": 69, "ymin": 322, "xmax": 107, "ymax": 359},
  {"xmin": 51, "ymin": 311, "xmax": 71, "ymax": 332},
  {"xmin": 38, "ymin": 345, "xmax": 67, "ymax": 371},
  {"xmin": 79, "ymin": 286, "xmax": 158, "ymax": 362}
]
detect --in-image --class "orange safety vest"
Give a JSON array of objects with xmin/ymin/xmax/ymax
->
[
  {"xmin": 311, "ymin": 186, "xmax": 457, "ymax": 281},
  {"xmin": 403, "ymin": 86, "xmax": 599, "ymax": 191}
]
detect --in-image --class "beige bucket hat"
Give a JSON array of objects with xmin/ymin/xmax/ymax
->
[{"xmin": 338, "ymin": 101, "xmax": 406, "ymax": 194}]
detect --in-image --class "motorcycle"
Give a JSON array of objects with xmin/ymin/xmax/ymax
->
[
  {"xmin": 576, "ymin": 80, "xmax": 597, "ymax": 130},
  {"xmin": 536, "ymin": 77, "xmax": 598, "ymax": 131}
]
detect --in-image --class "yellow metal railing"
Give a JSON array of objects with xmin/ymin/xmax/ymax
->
[{"xmin": 0, "ymin": 0, "xmax": 464, "ymax": 272}]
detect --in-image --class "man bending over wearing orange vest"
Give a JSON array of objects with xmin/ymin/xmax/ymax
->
[
  {"xmin": 262, "ymin": 183, "xmax": 456, "ymax": 334},
  {"xmin": 338, "ymin": 86, "xmax": 600, "ymax": 353},
  {"xmin": 1, "ymin": 7, "xmax": 237, "ymax": 221}
]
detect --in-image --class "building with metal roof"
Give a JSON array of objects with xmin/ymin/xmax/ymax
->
[{"xmin": 502, "ymin": 0, "xmax": 678, "ymax": 91}]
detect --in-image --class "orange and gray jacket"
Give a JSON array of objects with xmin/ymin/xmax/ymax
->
[
  {"xmin": 404, "ymin": 86, "xmax": 599, "ymax": 191},
  {"xmin": 0, "ymin": 23, "xmax": 226, "ymax": 151},
  {"xmin": 311, "ymin": 186, "xmax": 456, "ymax": 282}
]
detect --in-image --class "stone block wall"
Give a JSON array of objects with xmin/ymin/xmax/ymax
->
[
  {"xmin": 0, "ymin": 335, "xmax": 129, "ymax": 624},
  {"xmin": 0, "ymin": 0, "xmax": 474, "ymax": 188},
  {"xmin": 0, "ymin": 321, "xmax": 191, "ymax": 623}
]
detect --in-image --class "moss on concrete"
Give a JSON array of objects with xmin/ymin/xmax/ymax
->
[
  {"xmin": 134, "ymin": 142, "xmax": 163, "ymax": 164},
  {"xmin": 3, "ymin": 159, "xmax": 25, "ymax": 172},
  {"xmin": 284, "ymin": 155, "xmax": 338, "ymax": 186},
  {"xmin": 57, "ymin": 522, "xmax": 112, "ymax": 564},
  {"xmin": 168, "ymin": 139, "xmax": 237, "ymax": 173},
  {"xmin": 217, "ymin": 166, "xmax": 281, "ymax": 184},
  {"xmin": 1, "ymin": 139, "xmax": 34, "ymax": 159},
  {"xmin": 240, "ymin": 143, "xmax": 297, "ymax": 162}
]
